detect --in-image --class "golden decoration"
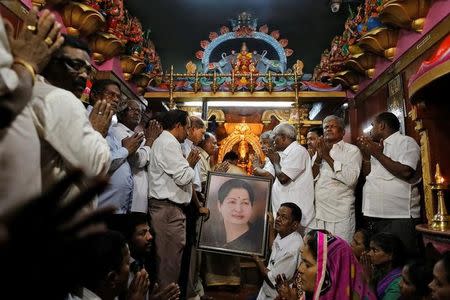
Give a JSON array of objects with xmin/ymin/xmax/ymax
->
[
  {"xmin": 332, "ymin": 70, "xmax": 360, "ymax": 92},
  {"xmin": 133, "ymin": 73, "xmax": 152, "ymax": 96},
  {"xmin": 430, "ymin": 164, "xmax": 450, "ymax": 231},
  {"xmin": 88, "ymin": 33, "xmax": 124, "ymax": 64},
  {"xmin": 218, "ymin": 123, "xmax": 264, "ymax": 163},
  {"xmin": 379, "ymin": 0, "xmax": 431, "ymax": 33},
  {"xmin": 346, "ymin": 52, "xmax": 377, "ymax": 78},
  {"xmin": 120, "ymin": 55, "xmax": 146, "ymax": 81},
  {"xmin": 261, "ymin": 109, "xmax": 291, "ymax": 124},
  {"xmin": 207, "ymin": 109, "xmax": 226, "ymax": 123},
  {"xmin": 358, "ymin": 27, "xmax": 399, "ymax": 60},
  {"xmin": 60, "ymin": 1, "xmax": 106, "ymax": 37}
]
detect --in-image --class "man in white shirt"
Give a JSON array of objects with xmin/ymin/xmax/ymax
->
[
  {"xmin": 264, "ymin": 123, "xmax": 315, "ymax": 229},
  {"xmin": 103, "ymin": 99, "xmax": 162, "ymax": 213},
  {"xmin": 254, "ymin": 202, "xmax": 304, "ymax": 299},
  {"xmin": 357, "ymin": 111, "xmax": 421, "ymax": 255},
  {"xmin": 30, "ymin": 36, "xmax": 111, "ymax": 204},
  {"xmin": 253, "ymin": 130, "xmax": 275, "ymax": 178},
  {"xmin": 313, "ymin": 115, "xmax": 362, "ymax": 243},
  {"xmin": 306, "ymin": 126, "xmax": 323, "ymax": 162},
  {"xmin": 0, "ymin": 11, "xmax": 64, "ymax": 214},
  {"xmin": 198, "ymin": 132, "xmax": 218, "ymax": 189},
  {"xmin": 148, "ymin": 109, "xmax": 200, "ymax": 290}
]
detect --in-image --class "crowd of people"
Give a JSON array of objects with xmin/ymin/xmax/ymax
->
[{"xmin": 1, "ymin": 8, "xmax": 450, "ymax": 300}]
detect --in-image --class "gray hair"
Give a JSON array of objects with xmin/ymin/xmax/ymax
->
[
  {"xmin": 260, "ymin": 130, "xmax": 273, "ymax": 141},
  {"xmin": 117, "ymin": 99, "xmax": 141, "ymax": 120},
  {"xmin": 323, "ymin": 115, "xmax": 345, "ymax": 130},
  {"xmin": 273, "ymin": 123, "xmax": 297, "ymax": 140}
]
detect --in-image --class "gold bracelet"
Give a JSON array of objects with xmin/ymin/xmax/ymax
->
[{"xmin": 13, "ymin": 58, "xmax": 36, "ymax": 85}]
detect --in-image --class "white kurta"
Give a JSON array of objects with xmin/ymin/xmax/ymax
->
[{"xmin": 265, "ymin": 141, "xmax": 315, "ymax": 227}]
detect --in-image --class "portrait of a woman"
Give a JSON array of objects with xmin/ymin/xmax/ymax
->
[{"xmin": 199, "ymin": 177, "xmax": 267, "ymax": 255}]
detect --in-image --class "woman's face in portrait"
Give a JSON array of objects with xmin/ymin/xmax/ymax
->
[{"xmin": 218, "ymin": 188, "xmax": 253, "ymax": 225}]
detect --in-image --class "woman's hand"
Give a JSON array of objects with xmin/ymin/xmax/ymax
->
[
  {"xmin": 275, "ymin": 274, "xmax": 298, "ymax": 300},
  {"xmin": 360, "ymin": 251, "xmax": 373, "ymax": 282}
]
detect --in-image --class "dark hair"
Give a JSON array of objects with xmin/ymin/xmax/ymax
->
[
  {"xmin": 198, "ymin": 132, "xmax": 215, "ymax": 149},
  {"xmin": 308, "ymin": 126, "xmax": 323, "ymax": 136},
  {"xmin": 280, "ymin": 202, "xmax": 302, "ymax": 223},
  {"xmin": 376, "ymin": 112, "xmax": 400, "ymax": 132},
  {"xmin": 441, "ymin": 251, "xmax": 450, "ymax": 283},
  {"xmin": 370, "ymin": 232, "xmax": 406, "ymax": 268},
  {"xmin": 106, "ymin": 213, "xmax": 148, "ymax": 241},
  {"xmin": 305, "ymin": 229, "xmax": 330, "ymax": 261},
  {"xmin": 189, "ymin": 116, "xmax": 205, "ymax": 129},
  {"xmin": 355, "ymin": 228, "xmax": 371, "ymax": 249},
  {"xmin": 217, "ymin": 178, "xmax": 255, "ymax": 205},
  {"xmin": 223, "ymin": 151, "xmax": 239, "ymax": 162},
  {"xmin": 405, "ymin": 260, "xmax": 433, "ymax": 297},
  {"xmin": 90, "ymin": 79, "xmax": 121, "ymax": 98},
  {"xmin": 60, "ymin": 34, "xmax": 91, "ymax": 55},
  {"xmin": 157, "ymin": 109, "xmax": 188, "ymax": 130},
  {"xmin": 77, "ymin": 231, "xmax": 127, "ymax": 290}
]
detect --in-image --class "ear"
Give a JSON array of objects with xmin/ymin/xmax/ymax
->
[
  {"xmin": 105, "ymin": 271, "xmax": 118, "ymax": 289},
  {"xmin": 291, "ymin": 220, "xmax": 300, "ymax": 231}
]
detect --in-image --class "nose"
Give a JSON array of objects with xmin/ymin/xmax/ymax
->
[{"xmin": 145, "ymin": 231, "xmax": 153, "ymax": 241}]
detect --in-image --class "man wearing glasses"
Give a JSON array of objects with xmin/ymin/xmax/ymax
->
[{"xmin": 30, "ymin": 35, "xmax": 111, "ymax": 205}]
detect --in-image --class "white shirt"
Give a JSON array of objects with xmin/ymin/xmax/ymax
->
[
  {"xmin": 111, "ymin": 122, "xmax": 151, "ymax": 213},
  {"xmin": 256, "ymin": 231, "xmax": 303, "ymax": 300},
  {"xmin": 265, "ymin": 142, "xmax": 315, "ymax": 227},
  {"xmin": 198, "ymin": 147, "xmax": 211, "ymax": 185},
  {"xmin": 363, "ymin": 131, "xmax": 421, "ymax": 218},
  {"xmin": 0, "ymin": 105, "xmax": 41, "ymax": 215},
  {"xmin": 30, "ymin": 76, "xmax": 111, "ymax": 203},
  {"xmin": 66, "ymin": 288, "xmax": 101, "ymax": 300},
  {"xmin": 315, "ymin": 140, "xmax": 362, "ymax": 222},
  {"xmin": 148, "ymin": 131, "xmax": 194, "ymax": 204},
  {"xmin": 181, "ymin": 138, "xmax": 202, "ymax": 192}
]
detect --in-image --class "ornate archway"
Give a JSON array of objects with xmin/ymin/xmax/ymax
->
[{"xmin": 218, "ymin": 123, "xmax": 264, "ymax": 163}]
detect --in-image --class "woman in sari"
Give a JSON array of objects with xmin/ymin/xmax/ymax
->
[
  {"xmin": 364, "ymin": 232, "xmax": 406, "ymax": 300},
  {"xmin": 275, "ymin": 230, "xmax": 376, "ymax": 300}
]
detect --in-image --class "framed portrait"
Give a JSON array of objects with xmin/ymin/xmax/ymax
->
[{"xmin": 198, "ymin": 172, "xmax": 272, "ymax": 257}]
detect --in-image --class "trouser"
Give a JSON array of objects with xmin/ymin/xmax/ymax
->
[
  {"xmin": 149, "ymin": 199, "xmax": 186, "ymax": 289},
  {"xmin": 364, "ymin": 216, "xmax": 422, "ymax": 258},
  {"xmin": 313, "ymin": 211, "xmax": 356, "ymax": 243}
]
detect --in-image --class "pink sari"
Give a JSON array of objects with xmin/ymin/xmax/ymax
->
[{"xmin": 300, "ymin": 232, "xmax": 376, "ymax": 300}]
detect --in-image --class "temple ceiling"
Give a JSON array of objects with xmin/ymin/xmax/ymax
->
[{"xmin": 126, "ymin": 0, "xmax": 353, "ymax": 74}]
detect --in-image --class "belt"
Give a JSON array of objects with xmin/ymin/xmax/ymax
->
[{"xmin": 149, "ymin": 198, "xmax": 188, "ymax": 209}]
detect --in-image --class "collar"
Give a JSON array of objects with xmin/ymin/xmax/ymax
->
[
  {"xmin": 115, "ymin": 122, "xmax": 134, "ymax": 134},
  {"xmin": 274, "ymin": 231, "xmax": 299, "ymax": 251},
  {"xmin": 331, "ymin": 139, "xmax": 345, "ymax": 149},
  {"xmin": 161, "ymin": 130, "xmax": 179, "ymax": 143},
  {"xmin": 383, "ymin": 131, "xmax": 400, "ymax": 145},
  {"xmin": 184, "ymin": 138, "xmax": 193, "ymax": 148},
  {"xmin": 199, "ymin": 147, "xmax": 210, "ymax": 160},
  {"xmin": 81, "ymin": 288, "xmax": 101, "ymax": 300},
  {"xmin": 281, "ymin": 141, "xmax": 297, "ymax": 156}
]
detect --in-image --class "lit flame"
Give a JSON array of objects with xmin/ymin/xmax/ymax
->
[{"xmin": 435, "ymin": 164, "xmax": 445, "ymax": 184}]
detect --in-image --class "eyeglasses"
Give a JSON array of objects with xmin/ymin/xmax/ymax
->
[{"xmin": 58, "ymin": 56, "xmax": 95, "ymax": 76}]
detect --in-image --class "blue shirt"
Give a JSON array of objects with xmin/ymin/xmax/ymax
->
[{"xmin": 98, "ymin": 125, "xmax": 133, "ymax": 213}]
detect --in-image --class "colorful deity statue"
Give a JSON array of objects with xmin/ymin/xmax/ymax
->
[
  {"xmin": 329, "ymin": 36, "xmax": 349, "ymax": 72},
  {"xmin": 233, "ymin": 42, "xmax": 258, "ymax": 85}
]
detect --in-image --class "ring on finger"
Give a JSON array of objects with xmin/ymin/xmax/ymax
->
[
  {"xmin": 26, "ymin": 25, "xmax": 37, "ymax": 33},
  {"xmin": 44, "ymin": 36, "xmax": 54, "ymax": 47},
  {"xmin": 98, "ymin": 111, "xmax": 103, "ymax": 115}
]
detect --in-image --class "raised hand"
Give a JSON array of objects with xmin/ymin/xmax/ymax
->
[
  {"xmin": 316, "ymin": 137, "xmax": 331, "ymax": 159},
  {"xmin": 199, "ymin": 207, "xmax": 210, "ymax": 221},
  {"xmin": 264, "ymin": 146, "xmax": 280, "ymax": 164},
  {"xmin": 123, "ymin": 132, "xmax": 145, "ymax": 155},
  {"xmin": 0, "ymin": 170, "xmax": 115, "ymax": 299},
  {"xmin": 150, "ymin": 283, "xmax": 180, "ymax": 300},
  {"xmin": 128, "ymin": 269, "xmax": 150, "ymax": 300},
  {"xmin": 357, "ymin": 135, "xmax": 383, "ymax": 159},
  {"xmin": 275, "ymin": 274, "xmax": 298, "ymax": 300},
  {"xmin": 144, "ymin": 119, "xmax": 163, "ymax": 147},
  {"xmin": 89, "ymin": 100, "xmax": 114, "ymax": 137},
  {"xmin": 7, "ymin": 8, "xmax": 64, "ymax": 74},
  {"xmin": 186, "ymin": 147, "xmax": 200, "ymax": 168}
]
